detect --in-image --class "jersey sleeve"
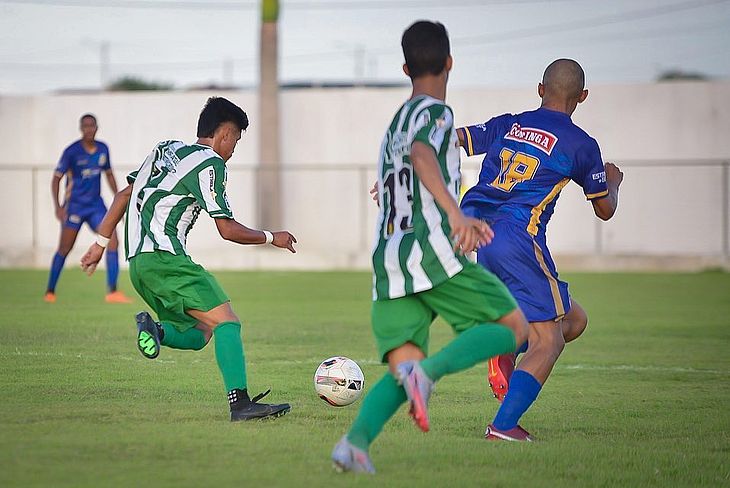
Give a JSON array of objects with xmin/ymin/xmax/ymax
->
[
  {"xmin": 99, "ymin": 143, "xmax": 111, "ymax": 170},
  {"xmin": 456, "ymin": 114, "xmax": 513, "ymax": 156},
  {"xmin": 573, "ymin": 138, "xmax": 609, "ymax": 200},
  {"xmin": 412, "ymin": 104, "xmax": 453, "ymax": 154},
  {"xmin": 186, "ymin": 157, "xmax": 233, "ymax": 219},
  {"xmin": 126, "ymin": 170, "xmax": 139, "ymax": 185},
  {"xmin": 54, "ymin": 147, "xmax": 72, "ymax": 176}
]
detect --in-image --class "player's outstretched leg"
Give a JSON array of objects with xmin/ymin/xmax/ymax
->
[
  {"xmin": 136, "ymin": 311, "xmax": 162, "ymax": 359},
  {"xmin": 332, "ymin": 436, "xmax": 376, "ymax": 474},
  {"xmin": 394, "ymin": 360, "xmax": 434, "ymax": 433}
]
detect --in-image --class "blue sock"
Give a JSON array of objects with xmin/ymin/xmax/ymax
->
[
  {"xmin": 47, "ymin": 252, "xmax": 66, "ymax": 292},
  {"xmin": 106, "ymin": 250, "xmax": 119, "ymax": 292},
  {"xmin": 516, "ymin": 341, "xmax": 528, "ymax": 355},
  {"xmin": 492, "ymin": 370, "xmax": 541, "ymax": 430}
]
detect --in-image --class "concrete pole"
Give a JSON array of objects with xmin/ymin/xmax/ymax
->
[{"xmin": 258, "ymin": 0, "xmax": 281, "ymax": 230}]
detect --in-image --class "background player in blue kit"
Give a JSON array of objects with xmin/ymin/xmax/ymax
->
[
  {"xmin": 457, "ymin": 59, "xmax": 623, "ymax": 441},
  {"xmin": 45, "ymin": 113, "xmax": 132, "ymax": 304}
]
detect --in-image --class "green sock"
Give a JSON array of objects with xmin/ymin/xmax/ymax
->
[
  {"xmin": 213, "ymin": 322, "xmax": 247, "ymax": 392},
  {"xmin": 347, "ymin": 372, "xmax": 406, "ymax": 451},
  {"xmin": 160, "ymin": 323, "xmax": 208, "ymax": 351},
  {"xmin": 421, "ymin": 323, "xmax": 516, "ymax": 382}
]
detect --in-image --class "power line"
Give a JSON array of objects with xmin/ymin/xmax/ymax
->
[
  {"xmin": 454, "ymin": 0, "xmax": 730, "ymax": 46},
  {"xmin": 0, "ymin": 0, "xmax": 575, "ymax": 10}
]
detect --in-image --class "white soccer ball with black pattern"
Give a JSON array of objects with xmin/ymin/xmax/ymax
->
[{"xmin": 314, "ymin": 356, "xmax": 365, "ymax": 407}]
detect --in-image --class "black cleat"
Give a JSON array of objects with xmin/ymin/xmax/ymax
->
[
  {"xmin": 229, "ymin": 389, "xmax": 291, "ymax": 422},
  {"xmin": 136, "ymin": 311, "xmax": 161, "ymax": 359}
]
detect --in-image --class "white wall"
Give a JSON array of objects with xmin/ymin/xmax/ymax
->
[{"xmin": 0, "ymin": 81, "xmax": 728, "ymax": 270}]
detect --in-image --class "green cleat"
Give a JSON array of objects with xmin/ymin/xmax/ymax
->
[{"xmin": 136, "ymin": 311, "xmax": 161, "ymax": 359}]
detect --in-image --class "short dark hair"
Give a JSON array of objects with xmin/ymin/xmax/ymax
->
[
  {"xmin": 196, "ymin": 97, "xmax": 249, "ymax": 138},
  {"xmin": 401, "ymin": 21, "xmax": 450, "ymax": 79},
  {"xmin": 79, "ymin": 113, "xmax": 97, "ymax": 124}
]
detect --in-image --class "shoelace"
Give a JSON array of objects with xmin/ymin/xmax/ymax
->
[{"xmin": 251, "ymin": 389, "xmax": 271, "ymax": 403}]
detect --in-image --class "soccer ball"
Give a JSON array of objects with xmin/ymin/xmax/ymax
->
[{"xmin": 314, "ymin": 356, "xmax": 365, "ymax": 407}]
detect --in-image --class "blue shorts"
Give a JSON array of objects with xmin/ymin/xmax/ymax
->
[
  {"xmin": 65, "ymin": 201, "xmax": 107, "ymax": 232},
  {"xmin": 476, "ymin": 221, "xmax": 570, "ymax": 322}
]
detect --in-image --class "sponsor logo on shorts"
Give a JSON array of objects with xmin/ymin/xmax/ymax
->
[
  {"xmin": 504, "ymin": 123, "xmax": 558, "ymax": 155},
  {"xmin": 69, "ymin": 214, "xmax": 81, "ymax": 224}
]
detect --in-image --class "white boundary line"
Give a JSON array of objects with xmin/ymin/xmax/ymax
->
[{"xmin": 3, "ymin": 349, "xmax": 729, "ymax": 375}]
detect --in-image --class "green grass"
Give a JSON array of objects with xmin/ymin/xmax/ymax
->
[{"xmin": 1, "ymin": 269, "xmax": 729, "ymax": 487}]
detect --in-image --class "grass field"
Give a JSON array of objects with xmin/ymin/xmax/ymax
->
[{"xmin": 1, "ymin": 269, "xmax": 729, "ymax": 487}]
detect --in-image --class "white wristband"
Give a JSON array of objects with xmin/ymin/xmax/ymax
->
[
  {"xmin": 262, "ymin": 230, "xmax": 274, "ymax": 245},
  {"xmin": 96, "ymin": 234, "xmax": 110, "ymax": 248}
]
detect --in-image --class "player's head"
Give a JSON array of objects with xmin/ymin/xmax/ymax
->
[
  {"xmin": 538, "ymin": 59, "xmax": 588, "ymax": 114},
  {"xmin": 197, "ymin": 97, "xmax": 249, "ymax": 161},
  {"xmin": 79, "ymin": 113, "xmax": 97, "ymax": 141},
  {"xmin": 401, "ymin": 21, "xmax": 452, "ymax": 81}
]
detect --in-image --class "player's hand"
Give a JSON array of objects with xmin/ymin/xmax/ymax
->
[
  {"xmin": 272, "ymin": 231, "xmax": 297, "ymax": 253},
  {"xmin": 448, "ymin": 210, "xmax": 494, "ymax": 255},
  {"xmin": 55, "ymin": 207, "xmax": 67, "ymax": 222},
  {"xmin": 80, "ymin": 243, "xmax": 105, "ymax": 276},
  {"xmin": 369, "ymin": 181, "xmax": 379, "ymax": 205},
  {"xmin": 605, "ymin": 162, "xmax": 624, "ymax": 188}
]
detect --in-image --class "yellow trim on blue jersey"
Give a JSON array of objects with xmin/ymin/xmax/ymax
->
[
  {"xmin": 586, "ymin": 189, "xmax": 609, "ymax": 200},
  {"xmin": 527, "ymin": 178, "xmax": 570, "ymax": 236},
  {"xmin": 532, "ymin": 239, "xmax": 566, "ymax": 320},
  {"xmin": 463, "ymin": 127, "xmax": 474, "ymax": 156}
]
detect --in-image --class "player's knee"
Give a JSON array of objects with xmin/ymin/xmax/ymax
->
[
  {"xmin": 499, "ymin": 309, "xmax": 529, "ymax": 346},
  {"xmin": 57, "ymin": 246, "xmax": 72, "ymax": 257}
]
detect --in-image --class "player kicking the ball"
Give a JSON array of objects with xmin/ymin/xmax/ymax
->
[
  {"xmin": 81, "ymin": 97, "xmax": 297, "ymax": 421},
  {"xmin": 331, "ymin": 21, "xmax": 528, "ymax": 474},
  {"xmin": 458, "ymin": 59, "xmax": 623, "ymax": 440}
]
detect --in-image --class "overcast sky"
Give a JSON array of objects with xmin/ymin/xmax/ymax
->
[{"xmin": 0, "ymin": 0, "xmax": 728, "ymax": 94}]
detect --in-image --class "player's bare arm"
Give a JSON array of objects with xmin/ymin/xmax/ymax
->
[
  {"xmin": 104, "ymin": 168, "xmax": 119, "ymax": 194},
  {"xmin": 80, "ymin": 184, "xmax": 132, "ymax": 275},
  {"xmin": 456, "ymin": 127, "xmax": 466, "ymax": 147},
  {"xmin": 51, "ymin": 172, "xmax": 66, "ymax": 221},
  {"xmin": 411, "ymin": 141, "xmax": 493, "ymax": 253},
  {"xmin": 592, "ymin": 162, "xmax": 623, "ymax": 221},
  {"xmin": 214, "ymin": 218, "xmax": 297, "ymax": 253}
]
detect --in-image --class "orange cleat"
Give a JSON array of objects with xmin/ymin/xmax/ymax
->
[
  {"xmin": 44, "ymin": 292, "xmax": 56, "ymax": 303},
  {"xmin": 105, "ymin": 291, "xmax": 133, "ymax": 304},
  {"xmin": 488, "ymin": 353, "xmax": 516, "ymax": 402}
]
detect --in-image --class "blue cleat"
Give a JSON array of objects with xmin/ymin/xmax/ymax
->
[
  {"xmin": 395, "ymin": 360, "xmax": 434, "ymax": 432},
  {"xmin": 331, "ymin": 436, "xmax": 376, "ymax": 474}
]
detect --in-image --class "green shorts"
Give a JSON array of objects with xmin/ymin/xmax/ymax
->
[
  {"xmin": 129, "ymin": 251, "xmax": 229, "ymax": 332},
  {"xmin": 371, "ymin": 261, "xmax": 518, "ymax": 362}
]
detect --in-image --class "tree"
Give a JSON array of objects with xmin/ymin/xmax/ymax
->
[
  {"xmin": 107, "ymin": 76, "xmax": 173, "ymax": 91},
  {"xmin": 657, "ymin": 69, "xmax": 709, "ymax": 82}
]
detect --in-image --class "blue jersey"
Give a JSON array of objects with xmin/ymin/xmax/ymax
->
[
  {"xmin": 458, "ymin": 108, "xmax": 608, "ymax": 237},
  {"xmin": 55, "ymin": 140, "xmax": 111, "ymax": 206}
]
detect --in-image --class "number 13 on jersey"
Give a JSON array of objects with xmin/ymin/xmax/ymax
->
[{"xmin": 491, "ymin": 148, "xmax": 540, "ymax": 192}]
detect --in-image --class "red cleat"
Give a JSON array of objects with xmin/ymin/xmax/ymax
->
[
  {"xmin": 487, "ymin": 353, "xmax": 516, "ymax": 402},
  {"xmin": 485, "ymin": 424, "xmax": 533, "ymax": 442},
  {"xmin": 43, "ymin": 292, "xmax": 56, "ymax": 303}
]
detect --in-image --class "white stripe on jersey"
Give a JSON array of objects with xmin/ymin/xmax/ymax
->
[
  {"xmin": 198, "ymin": 166, "xmax": 222, "ymax": 214},
  {"xmin": 406, "ymin": 241, "xmax": 432, "ymax": 293},
  {"xmin": 384, "ymin": 231, "xmax": 406, "ymax": 299}
]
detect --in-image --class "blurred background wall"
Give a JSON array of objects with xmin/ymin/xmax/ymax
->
[{"xmin": 1, "ymin": 80, "xmax": 728, "ymax": 270}]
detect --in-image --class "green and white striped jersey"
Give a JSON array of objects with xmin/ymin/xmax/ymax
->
[
  {"xmin": 372, "ymin": 95, "xmax": 467, "ymax": 301},
  {"xmin": 125, "ymin": 140, "xmax": 232, "ymax": 259}
]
